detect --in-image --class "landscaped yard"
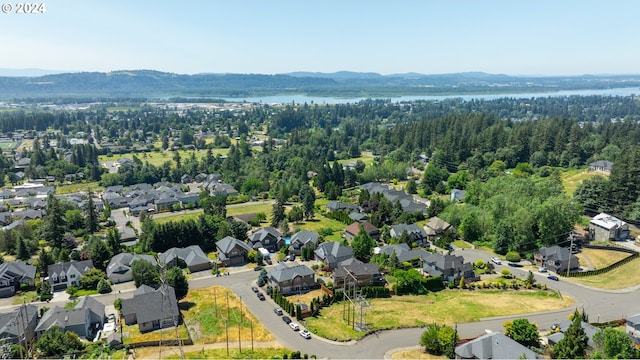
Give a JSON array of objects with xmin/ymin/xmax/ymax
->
[
  {"xmin": 305, "ymin": 290, "xmax": 573, "ymax": 341},
  {"xmin": 575, "ymin": 247, "xmax": 631, "ymax": 269},
  {"xmin": 180, "ymin": 286, "xmax": 275, "ymax": 344},
  {"xmin": 563, "ymin": 257, "xmax": 640, "ymax": 290}
]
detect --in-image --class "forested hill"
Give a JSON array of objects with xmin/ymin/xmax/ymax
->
[{"xmin": 1, "ymin": 70, "xmax": 640, "ymax": 99}]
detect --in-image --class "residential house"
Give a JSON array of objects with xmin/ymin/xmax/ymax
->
[
  {"xmin": 216, "ymin": 236, "xmax": 252, "ymax": 267},
  {"xmin": 47, "ymin": 260, "xmax": 94, "ymax": 292},
  {"xmin": 0, "ymin": 305, "xmax": 39, "ymax": 346},
  {"xmin": 179, "ymin": 192, "xmax": 200, "ymax": 207},
  {"xmin": 534, "ymin": 246, "xmax": 579, "ymax": 273},
  {"xmin": 121, "ymin": 285, "xmax": 180, "ymax": 333},
  {"xmin": 325, "ymin": 201, "xmax": 360, "ymax": 213},
  {"xmin": 344, "ymin": 221, "xmax": 380, "ymax": 242},
  {"xmin": 455, "ymin": 332, "xmax": 541, "ymax": 359},
  {"xmin": 589, "ymin": 160, "xmax": 614, "ymax": 172},
  {"xmin": 422, "ymin": 253, "xmax": 477, "ymax": 282},
  {"xmin": 249, "ymin": 227, "xmax": 284, "ymax": 253},
  {"xmin": 288, "ymin": 230, "xmax": 320, "ymax": 256},
  {"xmin": 589, "ymin": 213, "xmax": 630, "ymax": 241},
  {"xmin": 389, "ymin": 224, "xmax": 427, "ymax": 246},
  {"xmin": 333, "ymin": 258, "xmax": 383, "ymax": 290},
  {"xmin": 360, "ymin": 182, "xmax": 427, "ymax": 213},
  {"xmin": 36, "ymin": 296, "xmax": 105, "ymax": 340},
  {"xmin": 267, "ymin": 262, "xmax": 315, "ymax": 295},
  {"xmin": 424, "ymin": 217, "xmax": 454, "ymax": 243},
  {"xmin": 154, "ymin": 196, "xmax": 179, "ymax": 212},
  {"xmin": 157, "ymin": 245, "xmax": 211, "ymax": 272},
  {"xmin": 106, "ymin": 253, "xmax": 157, "ymax": 284},
  {"xmin": 626, "ymin": 313, "xmax": 640, "ymax": 341},
  {"xmin": 180, "ymin": 174, "xmax": 192, "ymax": 184},
  {"xmin": 376, "ymin": 244, "xmax": 432, "ymax": 264},
  {"xmin": 450, "ymin": 189, "xmax": 466, "ymax": 202},
  {"xmin": 0, "ymin": 261, "xmax": 36, "ymax": 298},
  {"xmin": 348, "ymin": 212, "xmax": 369, "ymax": 223},
  {"xmin": 314, "ymin": 242, "xmax": 354, "ymax": 269}
]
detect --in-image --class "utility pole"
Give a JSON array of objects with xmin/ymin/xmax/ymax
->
[
  {"xmin": 225, "ymin": 292, "xmax": 229, "ymax": 356},
  {"xmin": 566, "ymin": 236, "xmax": 574, "ymax": 276},
  {"xmin": 238, "ymin": 296, "xmax": 242, "ymax": 353}
]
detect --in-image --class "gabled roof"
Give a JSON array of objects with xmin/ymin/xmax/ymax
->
[
  {"xmin": 0, "ymin": 261, "xmax": 36, "ymax": 283},
  {"xmin": 455, "ymin": 332, "xmax": 540, "ymax": 359},
  {"xmin": 590, "ymin": 213, "xmax": 627, "ymax": 230},
  {"xmin": 377, "ymin": 244, "xmax": 431, "ymax": 263},
  {"xmin": 334, "ymin": 258, "xmax": 380, "ymax": 278},
  {"xmin": 48, "ymin": 260, "xmax": 94, "ymax": 279},
  {"xmin": 35, "ymin": 296, "xmax": 105, "ymax": 334},
  {"xmin": 0, "ymin": 304, "xmax": 38, "ymax": 339},
  {"xmin": 390, "ymin": 223, "xmax": 426, "ymax": 238},
  {"xmin": 537, "ymin": 245, "xmax": 572, "ymax": 262},
  {"xmin": 290, "ymin": 230, "xmax": 319, "ymax": 247},
  {"xmin": 626, "ymin": 313, "xmax": 640, "ymax": 326},
  {"xmin": 424, "ymin": 217, "xmax": 452, "ymax": 234},
  {"xmin": 268, "ymin": 262, "xmax": 314, "ymax": 283},
  {"xmin": 216, "ymin": 236, "xmax": 252, "ymax": 254},
  {"xmin": 250, "ymin": 227, "xmax": 283, "ymax": 243},
  {"xmin": 158, "ymin": 245, "xmax": 209, "ymax": 267},
  {"xmin": 345, "ymin": 221, "xmax": 378, "ymax": 236},
  {"xmin": 106, "ymin": 253, "xmax": 157, "ymax": 277},
  {"xmin": 315, "ymin": 242, "xmax": 354, "ymax": 261},
  {"xmin": 122, "ymin": 285, "xmax": 179, "ymax": 326}
]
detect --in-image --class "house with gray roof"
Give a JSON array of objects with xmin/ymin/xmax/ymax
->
[
  {"xmin": 589, "ymin": 160, "xmax": 614, "ymax": 172},
  {"xmin": 0, "ymin": 304, "xmax": 39, "ymax": 346},
  {"xmin": 216, "ymin": 236, "xmax": 252, "ymax": 267},
  {"xmin": 36, "ymin": 296, "xmax": 105, "ymax": 340},
  {"xmin": 547, "ymin": 320, "xmax": 601, "ymax": 347},
  {"xmin": 121, "ymin": 285, "xmax": 180, "ymax": 333},
  {"xmin": 450, "ymin": 188, "xmax": 466, "ymax": 202},
  {"xmin": 154, "ymin": 196, "xmax": 179, "ymax": 212},
  {"xmin": 106, "ymin": 253, "xmax": 157, "ymax": 284},
  {"xmin": 288, "ymin": 230, "xmax": 320, "ymax": 256},
  {"xmin": 249, "ymin": 227, "xmax": 284, "ymax": 253},
  {"xmin": 267, "ymin": 262, "xmax": 315, "ymax": 295},
  {"xmin": 348, "ymin": 212, "xmax": 369, "ymax": 223},
  {"xmin": 422, "ymin": 253, "xmax": 477, "ymax": 282},
  {"xmin": 360, "ymin": 182, "xmax": 427, "ymax": 214},
  {"xmin": 333, "ymin": 258, "xmax": 383, "ymax": 290},
  {"xmin": 376, "ymin": 244, "xmax": 432, "ymax": 264},
  {"xmin": 534, "ymin": 245, "xmax": 579, "ymax": 273},
  {"xmin": 390, "ymin": 223, "xmax": 428, "ymax": 246},
  {"xmin": 0, "ymin": 261, "xmax": 36, "ymax": 298},
  {"xmin": 455, "ymin": 332, "xmax": 541, "ymax": 359},
  {"xmin": 157, "ymin": 245, "xmax": 211, "ymax": 272},
  {"xmin": 325, "ymin": 201, "xmax": 360, "ymax": 213},
  {"xmin": 47, "ymin": 260, "xmax": 94, "ymax": 292},
  {"xmin": 626, "ymin": 313, "xmax": 640, "ymax": 341},
  {"xmin": 314, "ymin": 242, "xmax": 354, "ymax": 269}
]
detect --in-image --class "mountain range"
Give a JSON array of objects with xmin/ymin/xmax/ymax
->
[{"xmin": 1, "ymin": 69, "xmax": 639, "ymax": 100}]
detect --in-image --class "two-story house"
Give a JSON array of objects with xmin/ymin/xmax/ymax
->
[
  {"xmin": 534, "ymin": 245, "xmax": 579, "ymax": 273},
  {"xmin": 333, "ymin": 258, "xmax": 383, "ymax": 290},
  {"xmin": 249, "ymin": 227, "xmax": 284, "ymax": 253},
  {"xmin": 47, "ymin": 260, "xmax": 94, "ymax": 292},
  {"xmin": 288, "ymin": 230, "xmax": 320, "ymax": 256},
  {"xmin": 216, "ymin": 236, "xmax": 252, "ymax": 267},
  {"xmin": 0, "ymin": 261, "xmax": 36, "ymax": 298},
  {"xmin": 267, "ymin": 262, "xmax": 315, "ymax": 295}
]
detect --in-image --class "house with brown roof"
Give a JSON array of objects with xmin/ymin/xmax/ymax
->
[
  {"xmin": 345, "ymin": 221, "xmax": 380, "ymax": 242},
  {"xmin": 423, "ymin": 217, "xmax": 454, "ymax": 242},
  {"xmin": 333, "ymin": 258, "xmax": 383, "ymax": 290}
]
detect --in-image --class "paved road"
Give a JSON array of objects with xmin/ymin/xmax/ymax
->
[{"xmin": 17, "ymin": 247, "xmax": 639, "ymax": 359}]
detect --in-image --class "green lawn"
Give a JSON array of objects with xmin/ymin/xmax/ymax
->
[
  {"xmin": 563, "ymin": 257, "xmax": 640, "ymax": 290},
  {"xmin": 561, "ymin": 168, "xmax": 608, "ymax": 195},
  {"xmin": 305, "ymin": 289, "xmax": 573, "ymax": 341},
  {"xmin": 55, "ymin": 181, "xmax": 103, "ymax": 195}
]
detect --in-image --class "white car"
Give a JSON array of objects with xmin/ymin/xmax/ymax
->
[
  {"xmin": 299, "ymin": 329, "xmax": 311, "ymax": 339},
  {"xmin": 490, "ymin": 257, "xmax": 502, "ymax": 265},
  {"xmin": 289, "ymin": 322, "xmax": 300, "ymax": 331}
]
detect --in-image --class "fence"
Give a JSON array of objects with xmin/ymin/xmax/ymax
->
[{"xmin": 560, "ymin": 245, "xmax": 639, "ymax": 277}]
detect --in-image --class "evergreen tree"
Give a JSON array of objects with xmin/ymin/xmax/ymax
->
[
  {"xmin": 15, "ymin": 237, "xmax": 30, "ymax": 260},
  {"xmin": 351, "ymin": 225, "xmax": 375, "ymax": 262},
  {"xmin": 166, "ymin": 267, "xmax": 189, "ymax": 300},
  {"xmin": 106, "ymin": 227, "xmax": 121, "ymax": 256},
  {"xmin": 553, "ymin": 309, "xmax": 588, "ymax": 359},
  {"xmin": 299, "ymin": 184, "xmax": 316, "ymax": 220},
  {"xmin": 42, "ymin": 194, "xmax": 67, "ymax": 248},
  {"xmin": 84, "ymin": 191, "xmax": 99, "ymax": 234},
  {"xmin": 271, "ymin": 200, "xmax": 286, "ymax": 228}
]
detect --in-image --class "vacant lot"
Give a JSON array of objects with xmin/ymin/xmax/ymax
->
[
  {"xmin": 564, "ymin": 257, "xmax": 640, "ymax": 290},
  {"xmin": 285, "ymin": 289, "xmax": 326, "ymax": 305},
  {"xmin": 305, "ymin": 290, "xmax": 573, "ymax": 341},
  {"xmin": 575, "ymin": 247, "xmax": 631, "ymax": 269},
  {"xmin": 181, "ymin": 286, "xmax": 275, "ymax": 344},
  {"xmin": 561, "ymin": 168, "xmax": 608, "ymax": 195}
]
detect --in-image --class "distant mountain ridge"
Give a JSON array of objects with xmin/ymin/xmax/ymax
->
[{"xmin": 0, "ymin": 69, "xmax": 640, "ymax": 99}]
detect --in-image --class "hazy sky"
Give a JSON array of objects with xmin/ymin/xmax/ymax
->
[{"xmin": 1, "ymin": 0, "xmax": 638, "ymax": 75}]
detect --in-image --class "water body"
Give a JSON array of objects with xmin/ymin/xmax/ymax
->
[{"xmin": 224, "ymin": 87, "xmax": 640, "ymax": 104}]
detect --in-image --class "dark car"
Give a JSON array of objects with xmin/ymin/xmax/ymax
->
[
  {"xmin": 257, "ymin": 292, "xmax": 265, "ymax": 301},
  {"xmin": 508, "ymin": 262, "xmax": 523, "ymax": 268},
  {"xmin": 547, "ymin": 275, "xmax": 559, "ymax": 281},
  {"xmin": 254, "ymin": 266, "xmax": 263, "ymax": 271},
  {"xmin": 251, "ymin": 286, "xmax": 259, "ymax": 293},
  {"xmin": 282, "ymin": 316, "xmax": 292, "ymax": 324}
]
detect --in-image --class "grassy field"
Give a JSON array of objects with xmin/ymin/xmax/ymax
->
[
  {"xmin": 563, "ymin": 257, "xmax": 640, "ymax": 290},
  {"xmin": 122, "ymin": 323, "xmax": 190, "ymax": 345},
  {"xmin": 285, "ymin": 289, "xmax": 326, "ymax": 305},
  {"xmin": 575, "ymin": 248, "xmax": 631, "ymax": 269},
  {"xmin": 452, "ymin": 240, "xmax": 472, "ymax": 249},
  {"xmin": 55, "ymin": 181, "xmax": 103, "ymax": 195},
  {"xmin": 154, "ymin": 202, "xmax": 274, "ymax": 225},
  {"xmin": 181, "ymin": 286, "xmax": 275, "ymax": 344},
  {"xmin": 334, "ymin": 151, "xmax": 375, "ymax": 166},
  {"xmin": 292, "ymin": 216, "xmax": 347, "ymax": 242},
  {"xmin": 561, "ymin": 168, "xmax": 608, "ymax": 195},
  {"xmin": 145, "ymin": 346, "xmax": 290, "ymax": 360},
  {"xmin": 305, "ymin": 290, "xmax": 573, "ymax": 341},
  {"xmin": 0, "ymin": 141, "xmax": 19, "ymax": 150},
  {"xmin": 390, "ymin": 348, "xmax": 446, "ymax": 360}
]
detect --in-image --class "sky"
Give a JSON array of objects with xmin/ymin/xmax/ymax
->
[{"xmin": 1, "ymin": 0, "xmax": 639, "ymax": 76}]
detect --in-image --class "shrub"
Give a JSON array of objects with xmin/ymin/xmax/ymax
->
[
  {"xmin": 66, "ymin": 286, "xmax": 79, "ymax": 297},
  {"xmin": 474, "ymin": 260, "xmax": 486, "ymax": 269},
  {"xmin": 500, "ymin": 269, "xmax": 511, "ymax": 278},
  {"xmin": 97, "ymin": 279, "xmax": 112, "ymax": 294},
  {"xmin": 505, "ymin": 251, "xmax": 521, "ymax": 262}
]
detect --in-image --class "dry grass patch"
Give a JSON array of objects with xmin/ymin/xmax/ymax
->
[
  {"xmin": 391, "ymin": 348, "xmax": 446, "ymax": 360},
  {"xmin": 138, "ymin": 346, "xmax": 290, "ymax": 360},
  {"xmin": 285, "ymin": 289, "xmax": 325, "ymax": 305},
  {"xmin": 561, "ymin": 168, "xmax": 608, "ymax": 195},
  {"xmin": 575, "ymin": 248, "xmax": 631, "ymax": 269},
  {"xmin": 563, "ymin": 257, "xmax": 640, "ymax": 290},
  {"xmin": 181, "ymin": 286, "xmax": 275, "ymax": 344},
  {"xmin": 306, "ymin": 290, "xmax": 573, "ymax": 341},
  {"xmin": 122, "ymin": 323, "xmax": 190, "ymax": 345}
]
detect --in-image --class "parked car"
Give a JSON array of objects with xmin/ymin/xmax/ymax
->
[
  {"xmin": 107, "ymin": 314, "xmax": 116, "ymax": 323},
  {"xmin": 508, "ymin": 262, "xmax": 523, "ymax": 268},
  {"xmin": 299, "ymin": 329, "xmax": 311, "ymax": 339},
  {"xmin": 547, "ymin": 275, "xmax": 559, "ymax": 281},
  {"xmin": 274, "ymin": 307, "xmax": 283, "ymax": 316},
  {"xmin": 490, "ymin": 257, "xmax": 502, "ymax": 265},
  {"xmin": 257, "ymin": 292, "xmax": 266, "ymax": 301},
  {"xmin": 282, "ymin": 316, "xmax": 292, "ymax": 324},
  {"xmin": 538, "ymin": 267, "xmax": 547, "ymax": 273},
  {"xmin": 289, "ymin": 254, "xmax": 296, "ymax": 261},
  {"xmin": 289, "ymin": 322, "xmax": 300, "ymax": 331},
  {"xmin": 254, "ymin": 266, "xmax": 263, "ymax": 271},
  {"xmin": 251, "ymin": 286, "xmax": 259, "ymax": 293}
]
